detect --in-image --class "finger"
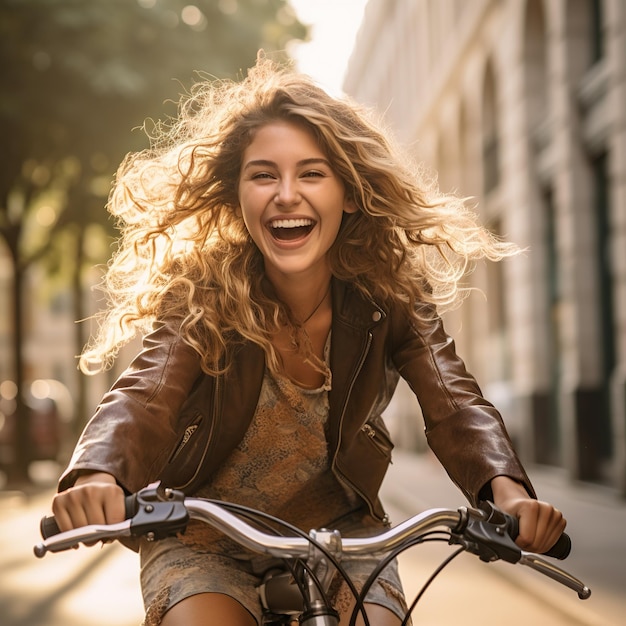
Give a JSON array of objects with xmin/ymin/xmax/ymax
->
[
  {"xmin": 513, "ymin": 499, "xmax": 541, "ymax": 549},
  {"xmin": 54, "ymin": 488, "xmax": 93, "ymax": 530},
  {"xmin": 53, "ymin": 484, "xmax": 108, "ymax": 529},
  {"xmin": 51, "ymin": 494, "xmax": 78, "ymax": 533},
  {"xmin": 540, "ymin": 509, "xmax": 567, "ymax": 554},
  {"xmin": 517, "ymin": 500, "xmax": 549, "ymax": 550},
  {"xmin": 535, "ymin": 504, "xmax": 565, "ymax": 552},
  {"xmin": 80, "ymin": 483, "xmax": 123, "ymax": 525},
  {"xmin": 80, "ymin": 484, "xmax": 124, "ymax": 545},
  {"xmin": 518, "ymin": 501, "xmax": 566, "ymax": 553},
  {"xmin": 102, "ymin": 486, "xmax": 126, "ymax": 525}
]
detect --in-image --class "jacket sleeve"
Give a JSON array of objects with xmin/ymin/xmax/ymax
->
[
  {"xmin": 392, "ymin": 310, "xmax": 536, "ymax": 506},
  {"xmin": 58, "ymin": 322, "xmax": 202, "ymax": 494}
]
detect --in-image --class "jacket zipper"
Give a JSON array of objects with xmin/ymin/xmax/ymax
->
[
  {"xmin": 176, "ymin": 374, "xmax": 221, "ymax": 490},
  {"xmin": 170, "ymin": 422, "xmax": 200, "ymax": 462},
  {"xmin": 362, "ymin": 423, "xmax": 375, "ymax": 438},
  {"xmin": 332, "ymin": 331, "xmax": 389, "ymax": 522}
]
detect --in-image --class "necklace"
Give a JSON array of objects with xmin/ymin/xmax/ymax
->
[{"xmin": 300, "ymin": 283, "xmax": 331, "ymax": 325}]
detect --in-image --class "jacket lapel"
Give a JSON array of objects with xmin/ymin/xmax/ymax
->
[
  {"xmin": 218, "ymin": 340, "xmax": 266, "ymax": 448},
  {"xmin": 327, "ymin": 280, "xmax": 385, "ymax": 453}
]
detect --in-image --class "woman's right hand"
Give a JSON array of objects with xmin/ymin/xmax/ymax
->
[{"xmin": 51, "ymin": 472, "xmax": 126, "ymax": 532}]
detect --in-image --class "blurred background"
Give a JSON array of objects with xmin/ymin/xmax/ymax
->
[
  {"xmin": 343, "ymin": 0, "xmax": 626, "ymax": 497},
  {"xmin": 0, "ymin": 0, "xmax": 625, "ymax": 624},
  {"xmin": 0, "ymin": 0, "xmax": 313, "ymax": 487}
]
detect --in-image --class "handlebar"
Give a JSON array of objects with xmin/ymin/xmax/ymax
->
[{"xmin": 34, "ymin": 484, "xmax": 591, "ymax": 601}]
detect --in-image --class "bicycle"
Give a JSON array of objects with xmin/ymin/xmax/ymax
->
[{"xmin": 34, "ymin": 483, "xmax": 591, "ymax": 626}]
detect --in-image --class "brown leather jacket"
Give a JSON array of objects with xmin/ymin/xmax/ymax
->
[{"xmin": 59, "ymin": 280, "xmax": 534, "ymax": 522}]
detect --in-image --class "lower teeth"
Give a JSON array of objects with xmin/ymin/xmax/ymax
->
[{"xmin": 273, "ymin": 226, "xmax": 311, "ymax": 240}]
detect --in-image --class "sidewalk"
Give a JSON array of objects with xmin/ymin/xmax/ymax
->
[
  {"xmin": 381, "ymin": 449, "xmax": 626, "ymax": 626},
  {"xmin": 0, "ymin": 482, "xmax": 144, "ymax": 626}
]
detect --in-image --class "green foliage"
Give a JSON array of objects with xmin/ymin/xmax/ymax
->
[
  {"xmin": 0, "ymin": 0, "xmax": 307, "ymax": 476},
  {"xmin": 0, "ymin": 0, "xmax": 307, "ymax": 266}
]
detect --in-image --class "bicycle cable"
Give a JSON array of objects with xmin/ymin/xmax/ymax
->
[
  {"xmin": 401, "ymin": 546, "xmax": 465, "ymax": 626},
  {"xmin": 348, "ymin": 531, "xmax": 453, "ymax": 626},
  {"xmin": 207, "ymin": 499, "xmax": 371, "ymax": 625},
  {"xmin": 206, "ymin": 502, "xmax": 313, "ymax": 601}
]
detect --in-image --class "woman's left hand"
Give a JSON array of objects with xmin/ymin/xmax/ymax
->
[{"xmin": 490, "ymin": 475, "xmax": 567, "ymax": 554}]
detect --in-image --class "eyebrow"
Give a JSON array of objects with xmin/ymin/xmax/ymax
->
[{"xmin": 242, "ymin": 157, "xmax": 332, "ymax": 171}]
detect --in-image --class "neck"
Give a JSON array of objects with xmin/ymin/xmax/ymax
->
[
  {"xmin": 269, "ymin": 275, "xmax": 332, "ymax": 325},
  {"xmin": 299, "ymin": 282, "xmax": 331, "ymax": 325}
]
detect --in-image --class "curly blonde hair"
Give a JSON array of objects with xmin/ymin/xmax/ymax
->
[{"xmin": 80, "ymin": 55, "xmax": 518, "ymax": 376}]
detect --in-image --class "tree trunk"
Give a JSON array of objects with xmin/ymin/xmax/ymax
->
[
  {"xmin": 7, "ymin": 242, "xmax": 32, "ymax": 485},
  {"xmin": 72, "ymin": 226, "xmax": 88, "ymax": 438}
]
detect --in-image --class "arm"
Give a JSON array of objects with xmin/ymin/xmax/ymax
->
[
  {"xmin": 392, "ymin": 311, "xmax": 534, "ymax": 504},
  {"xmin": 54, "ymin": 322, "xmax": 202, "ymax": 532},
  {"xmin": 391, "ymin": 309, "xmax": 564, "ymax": 551},
  {"xmin": 58, "ymin": 321, "xmax": 202, "ymax": 495}
]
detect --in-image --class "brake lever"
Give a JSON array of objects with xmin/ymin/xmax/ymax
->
[
  {"xmin": 449, "ymin": 503, "xmax": 521, "ymax": 564},
  {"xmin": 34, "ymin": 520, "xmax": 132, "ymax": 557},
  {"xmin": 130, "ymin": 484, "xmax": 189, "ymax": 540}
]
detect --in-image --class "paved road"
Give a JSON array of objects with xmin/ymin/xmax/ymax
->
[
  {"xmin": 381, "ymin": 450, "xmax": 625, "ymax": 626},
  {"xmin": 1, "ymin": 452, "xmax": 623, "ymax": 625},
  {"xmin": 0, "ymin": 486, "xmax": 143, "ymax": 626}
]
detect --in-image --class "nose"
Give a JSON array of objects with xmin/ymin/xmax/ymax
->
[{"xmin": 274, "ymin": 177, "xmax": 301, "ymax": 208}]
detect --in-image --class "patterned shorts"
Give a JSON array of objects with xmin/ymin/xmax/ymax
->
[{"xmin": 140, "ymin": 525, "xmax": 409, "ymax": 625}]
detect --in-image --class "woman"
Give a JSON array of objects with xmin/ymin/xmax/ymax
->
[{"xmin": 52, "ymin": 56, "xmax": 566, "ymax": 625}]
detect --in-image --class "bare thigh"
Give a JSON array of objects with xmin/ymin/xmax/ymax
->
[
  {"xmin": 339, "ymin": 602, "xmax": 402, "ymax": 626},
  {"xmin": 160, "ymin": 592, "xmax": 257, "ymax": 626},
  {"xmin": 159, "ymin": 593, "xmax": 401, "ymax": 626}
]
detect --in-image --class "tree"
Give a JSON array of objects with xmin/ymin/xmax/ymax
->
[{"xmin": 0, "ymin": 0, "xmax": 307, "ymax": 483}]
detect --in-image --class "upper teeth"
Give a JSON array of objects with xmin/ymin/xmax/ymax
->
[{"xmin": 271, "ymin": 219, "xmax": 314, "ymax": 228}]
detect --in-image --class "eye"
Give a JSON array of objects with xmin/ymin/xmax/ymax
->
[
  {"xmin": 301, "ymin": 170, "xmax": 325, "ymax": 178},
  {"xmin": 250, "ymin": 172, "xmax": 275, "ymax": 180}
]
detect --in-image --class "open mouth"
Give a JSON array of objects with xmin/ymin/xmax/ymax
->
[{"xmin": 268, "ymin": 218, "xmax": 315, "ymax": 241}]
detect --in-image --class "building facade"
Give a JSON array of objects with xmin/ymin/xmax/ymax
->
[{"xmin": 344, "ymin": 0, "xmax": 626, "ymax": 494}]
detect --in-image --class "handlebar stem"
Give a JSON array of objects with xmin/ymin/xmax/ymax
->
[{"xmin": 306, "ymin": 529, "xmax": 343, "ymax": 600}]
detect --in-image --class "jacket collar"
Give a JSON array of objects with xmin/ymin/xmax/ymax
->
[{"xmin": 331, "ymin": 278, "xmax": 387, "ymax": 330}]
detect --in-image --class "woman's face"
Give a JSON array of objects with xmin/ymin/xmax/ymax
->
[{"xmin": 237, "ymin": 120, "xmax": 356, "ymax": 286}]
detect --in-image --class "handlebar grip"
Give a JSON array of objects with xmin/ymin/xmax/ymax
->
[
  {"xmin": 39, "ymin": 515, "xmax": 62, "ymax": 540},
  {"xmin": 544, "ymin": 533, "xmax": 572, "ymax": 560},
  {"xmin": 40, "ymin": 494, "xmax": 138, "ymax": 539},
  {"xmin": 507, "ymin": 515, "xmax": 572, "ymax": 560}
]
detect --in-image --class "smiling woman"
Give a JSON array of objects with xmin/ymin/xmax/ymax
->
[
  {"xmin": 52, "ymin": 55, "xmax": 566, "ymax": 626},
  {"xmin": 72, "ymin": 54, "xmax": 524, "ymax": 385}
]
